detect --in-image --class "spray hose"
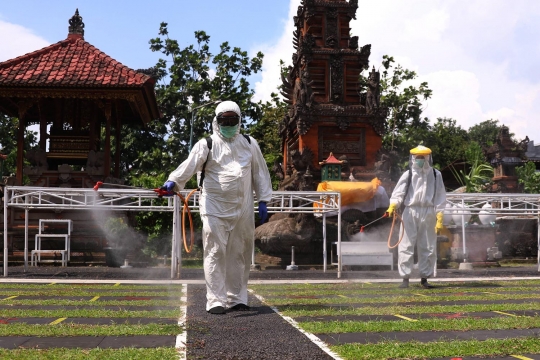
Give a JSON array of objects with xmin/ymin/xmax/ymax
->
[
  {"xmin": 386, "ymin": 211, "xmax": 405, "ymax": 249},
  {"xmin": 358, "ymin": 211, "xmax": 405, "ymax": 249},
  {"xmin": 153, "ymin": 188, "xmax": 197, "ymax": 254}
]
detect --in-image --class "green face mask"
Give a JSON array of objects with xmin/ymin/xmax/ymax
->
[
  {"xmin": 219, "ymin": 125, "xmax": 238, "ymax": 138},
  {"xmin": 415, "ymin": 159, "xmax": 425, "ymax": 168}
]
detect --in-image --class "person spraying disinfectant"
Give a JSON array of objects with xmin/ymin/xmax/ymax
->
[
  {"xmin": 385, "ymin": 145, "xmax": 446, "ymax": 289},
  {"xmin": 161, "ymin": 101, "xmax": 272, "ymax": 314}
]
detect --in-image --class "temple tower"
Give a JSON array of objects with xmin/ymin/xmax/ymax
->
[{"xmin": 279, "ymin": 0, "xmax": 387, "ymax": 191}]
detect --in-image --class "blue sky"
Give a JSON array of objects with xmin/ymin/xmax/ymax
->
[{"xmin": 2, "ymin": 0, "xmax": 540, "ymax": 142}]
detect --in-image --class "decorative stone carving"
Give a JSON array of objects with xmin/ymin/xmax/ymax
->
[
  {"xmin": 86, "ymin": 150, "xmax": 105, "ymax": 176},
  {"xmin": 290, "ymin": 147, "xmax": 314, "ymax": 173},
  {"xmin": 366, "ymin": 66, "xmax": 381, "ymax": 113},
  {"xmin": 349, "ymin": 36, "xmax": 359, "ymax": 50},
  {"xmin": 301, "ymin": 33, "xmax": 316, "ymax": 54},
  {"xmin": 336, "ymin": 117, "xmax": 350, "ymax": 131},
  {"xmin": 369, "ymin": 114, "xmax": 386, "ymax": 137},
  {"xmin": 58, "ymin": 164, "xmax": 73, "ymax": 188},
  {"xmin": 330, "ymin": 55, "xmax": 344, "ymax": 103},
  {"xmin": 68, "ymin": 9, "xmax": 85, "ymax": 36},
  {"xmin": 23, "ymin": 148, "xmax": 48, "ymax": 176},
  {"xmin": 325, "ymin": 8, "xmax": 339, "ymax": 49},
  {"xmin": 272, "ymin": 159, "xmax": 285, "ymax": 181}
]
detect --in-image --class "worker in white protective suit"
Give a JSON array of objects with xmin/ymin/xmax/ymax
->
[
  {"xmin": 385, "ymin": 145, "xmax": 446, "ymax": 289},
  {"xmin": 162, "ymin": 101, "xmax": 272, "ymax": 314}
]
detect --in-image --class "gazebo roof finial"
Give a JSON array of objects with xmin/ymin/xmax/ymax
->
[{"xmin": 68, "ymin": 8, "xmax": 85, "ymax": 39}]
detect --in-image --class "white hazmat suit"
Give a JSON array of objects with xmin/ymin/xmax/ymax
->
[
  {"xmin": 167, "ymin": 101, "xmax": 272, "ymax": 311},
  {"xmin": 389, "ymin": 146, "xmax": 446, "ymax": 284}
]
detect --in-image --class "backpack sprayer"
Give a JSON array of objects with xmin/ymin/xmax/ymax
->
[
  {"xmin": 93, "ymin": 181, "xmax": 197, "ymax": 254},
  {"xmin": 359, "ymin": 211, "xmax": 405, "ymax": 249}
]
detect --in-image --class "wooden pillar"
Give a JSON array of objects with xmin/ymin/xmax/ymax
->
[
  {"xmin": 114, "ymin": 102, "xmax": 121, "ymax": 178},
  {"xmin": 89, "ymin": 104, "xmax": 96, "ymax": 152},
  {"xmin": 103, "ymin": 102, "xmax": 112, "ymax": 177},
  {"xmin": 39, "ymin": 101, "xmax": 47, "ymax": 151},
  {"xmin": 16, "ymin": 117, "xmax": 25, "ymax": 185}
]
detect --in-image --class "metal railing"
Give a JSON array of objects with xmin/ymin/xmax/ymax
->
[
  {"xmin": 445, "ymin": 193, "xmax": 540, "ymax": 271},
  {"xmin": 2, "ymin": 186, "xmax": 342, "ymax": 278}
]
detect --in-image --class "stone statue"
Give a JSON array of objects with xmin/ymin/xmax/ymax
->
[{"xmin": 366, "ymin": 66, "xmax": 380, "ymax": 112}]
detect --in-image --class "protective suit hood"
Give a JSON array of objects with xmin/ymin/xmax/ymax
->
[
  {"xmin": 409, "ymin": 145, "xmax": 433, "ymax": 170},
  {"xmin": 212, "ymin": 100, "xmax": 241, "ymax": 139}
]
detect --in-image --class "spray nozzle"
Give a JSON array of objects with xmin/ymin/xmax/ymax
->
[
  {"xmin": 154, "ymin": 188, "xmax": 174, "ymax": 198},
  {"xmin": 93, "ymin": 181, "xmax": 104, "ymax": 191},
  {"xmin": 360, "ymin": 226, "xmax": 365, "ymax": 233}
]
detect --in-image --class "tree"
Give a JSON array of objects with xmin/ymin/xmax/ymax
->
[
  {"xmin": 0, "ymin": 113, "xmax": 38, "ymax": 178},
  {"xmin": 450, "ymin": 141, "xmax": 493, "ymax": 193},
  {"xmin": 376, "ymin": 55, "xmax": 433, "ymax": 152},
  {"xmin": 516, "ymin": 162, "xmax": 540, "ymax": 194},
  {"xmin": 468, "ymin": 119, "xmax": 507, "ymax": 147},
  {"xmin": 425, "ymin": 118, "xmax": 469, "ymax": 169},
  {"xmin": 148, "ymin": 24, "xmax": 264, "ymax": 169},
  {"xmin": 247, "ymin": 92, "xmax": 287, "ymax": 189}
]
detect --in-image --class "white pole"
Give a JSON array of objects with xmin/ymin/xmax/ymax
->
[
  {"xmin": 176, "ymin": 199, "xmax": 182, "ymax": 279},
  {"xmin": 323, "ymin": 213, "xmax": 327, "ymax": 272},
  {"xmin": 24, "ymin": 207, "xmax": 28, "ymax": 272},
  {"xmin": 461, "ymin": 199, "xmax": 467, "ymax": 262},
  {"xmin": 3, "ymin": 187, "xmax": 8, "ymax": 277},
  {"xmin": 337, "ymin": 193, "xmax": 342, "ymax": 279},
  {"xmin": 171, "ymin": 195, "xmax": 177, "ymax": 279}
]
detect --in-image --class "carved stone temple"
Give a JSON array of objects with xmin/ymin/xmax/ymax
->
[
  {"xmin": 256, "ymin": 0, "xmax": 389, "ymax": 266},
  {"xmin": 485, "ymin": 126, "xmax": 529, "ymax": 193},
  {"xmin": 0, "ymin": 10, "xmax": 160, "ymax": 265}
]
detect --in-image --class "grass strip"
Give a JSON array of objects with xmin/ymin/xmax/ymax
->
[
  {"xmin": 300, "ymin": 316, "xmax": 540, "ymax": 334},
  {"xmin": 280, "ymin": 302, "xmax": 540, "ymax": 316},
  {"xmin": 0, "ymin": 309, "xmax": 180, "ymax": 318},
  {"xmin": 251, "ymin": 286, "xmax": 540, "ymax": 297},
  {"xmin": 0, "ymin": 290, "xmax": 182, "ymax": 297},
  {"xmin": 0, "ymin": 284, "xmax": 183, "ymax": 290},
  {"xmin": 1, "ymin": 299, "xmax": 180, "ymax": 306},
  {"xmin": 332, "ymin": 337, "xmax": 540, "ymax": 360},
  {"xmin": 250, "ymin": 280, "xmax": 540, "ymax": 292},
  {"xmin": 0, "ymin": 323, "xmax": 181, "ymax": 336},
  {"xmin": 0, "ymin": 347, "xmax": 178, "ymax": 360},
  {"xmin": 260, "ymin": 293, "xmax": 540, "ymax": 306}
]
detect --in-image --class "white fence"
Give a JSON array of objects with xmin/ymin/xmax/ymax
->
[{"xmin": 2, "ymin": 186, "xmax": 342, "ymax": 278}]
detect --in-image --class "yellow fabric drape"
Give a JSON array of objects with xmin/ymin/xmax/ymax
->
[{"xmin": 315, "ymin": 178, "xmax": 381, "ymax": 210}]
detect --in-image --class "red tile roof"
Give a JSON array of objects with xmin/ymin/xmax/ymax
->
[
  {"xmin": 0, "ymin": 36, "xmax": 153, "ymax": 88},
  {"xmin": 319, "ymin": 152, "xmax": 343, "ymax": 165}
]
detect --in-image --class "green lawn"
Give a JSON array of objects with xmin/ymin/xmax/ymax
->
[
  {"xmin": 251, "ymin": 280, "xmax": 540, "ymax": 360},
  {"xmin": 0, "ymin": 283, "xmax": 183, "ymax": 360}
]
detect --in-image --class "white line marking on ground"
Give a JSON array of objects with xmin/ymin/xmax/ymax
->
[
  {"xmin": 250, "ymin": 290, "xmax": 344, "ymax": 360},
  {"xmin": 176, "ymin": 283, "xmax": 187, "ymax": 360}
]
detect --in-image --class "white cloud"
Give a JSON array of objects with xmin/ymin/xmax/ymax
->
[
  {"xmin": 253, "ymin": 0, "xmax": 540, "ymax": 142},
  {"xmin": 0, "ymin": 20, "xmax": 50, "ymax": 62},
  {"xmin": 251, "ymin": 0, "xmax": 300, "ymax": 102}
]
